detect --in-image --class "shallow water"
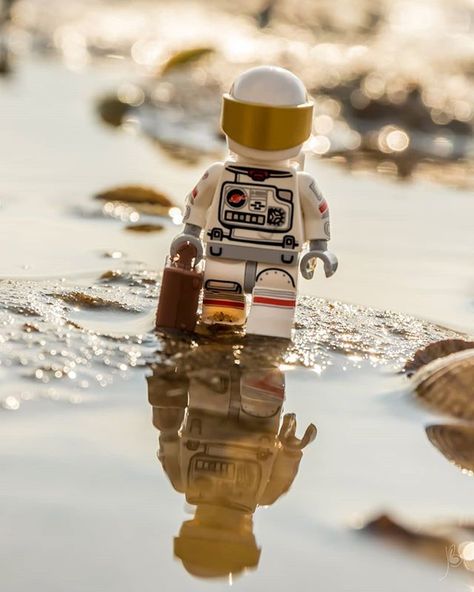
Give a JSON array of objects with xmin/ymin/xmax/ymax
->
[
  {"xmin": 0, "ymin": 38, "xmax": 473, "ymax": 592},
  {"xmin": 3, "ymin": 356, "xmax": 474, "ymax": 591}
]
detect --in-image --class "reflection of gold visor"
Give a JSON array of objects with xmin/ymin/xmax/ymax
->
[{"xmin": 221, "ymin": 94, "xmax": 313, "ymax": 151}]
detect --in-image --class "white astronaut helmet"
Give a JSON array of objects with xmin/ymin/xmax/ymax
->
[{"xmin": 221, "ymin": 65, "xmax": 313, "ymax": 163}]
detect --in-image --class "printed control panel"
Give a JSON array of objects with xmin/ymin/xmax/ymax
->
[{"xmin": 219, "ymin": 182, "xmax": 293, "ymax": 233}]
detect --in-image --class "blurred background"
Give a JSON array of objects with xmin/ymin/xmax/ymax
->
[{"xmin": 2, "ymin": 0, "xmax": 474, "ymax": 180}]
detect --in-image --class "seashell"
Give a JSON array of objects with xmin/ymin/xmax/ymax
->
[
  {"xmin": 95, "ymin": 185, "xmax": 173, "ymax": 207},
  {"xmin": 405, "ymin": 338, "xmax": 474, "ymax": 375},
  {"xmin": 412, "ymin": 349, "xmax": 474, "ymax": 419},
  {"xmin": 357, "ymin": 513, "xmax": 453, "ymax": 564},
  {"xmin": 161, "ymin": 47, "xmax": 214, "ymax": 75},
  {"xmin": 426, "ymin": 424, "xmax": 474, "ymax": 474},
  {"xmin": 125, "ymin": 223, "xmax": 164, "ymax": 233},
  {"xmin": 96, "ymin": 95, "xmax": 131, "ymax": 127}
]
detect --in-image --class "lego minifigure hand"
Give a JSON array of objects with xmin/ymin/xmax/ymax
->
[
  {"xmin": 169, "ymin": 223, "xmax": 203, "ymax": 263},
  {"xmin": 279, "ymin": 413, "xmax": 317, "ymax": 450},
  {"xmin": 300, "ymin": 239, "xmax": 338, "ymax": 279}
]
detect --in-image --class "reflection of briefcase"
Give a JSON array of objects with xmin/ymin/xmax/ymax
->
[{"xmin": 155, "ymin": 244, "xmax": 203, "ymax": 333}]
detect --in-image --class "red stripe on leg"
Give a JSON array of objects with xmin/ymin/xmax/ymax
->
[
  {"xmin": 203, "ymin": 298, "xmax": 245, "ymax": 309},
  {"xmin": 253, "ymin": 296, "xmax": 296, "ymax": 308}
]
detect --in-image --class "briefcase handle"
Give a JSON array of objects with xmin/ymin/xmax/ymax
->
[{"xmin": 171, "ymin": 243, "xmax": 198, "ymax": 272}]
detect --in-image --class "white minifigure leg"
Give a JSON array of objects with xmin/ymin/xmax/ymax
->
[
  {"xmin": 201, "ymin": 257, "xmax": 247, "ymax": 325},
  {"xmin": 246, "ymin": 264, "xmax": 298, "ymax": 339}
]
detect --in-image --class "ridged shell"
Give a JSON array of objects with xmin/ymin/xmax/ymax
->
[
  {"xmin": 405, "ymin": 338, "xmax": 474, "ymax": 375},
  {"xmin": 412, "ymin": 349, "xmax": 474, "ymax": 419},
  {"xmin": 426, "ymin": 424, "xmax": 474, "ymax": 474}
]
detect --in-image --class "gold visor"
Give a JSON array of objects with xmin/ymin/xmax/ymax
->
[{"xmin": 221, "ymin": 94, "xmax": 313, "ymax": 151}]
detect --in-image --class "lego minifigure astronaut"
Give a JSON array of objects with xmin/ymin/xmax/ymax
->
[
  {"xmin": 147, "ymin": 355, "xmax": 316, "ymax": 579},
  {"xmin": 168, "ymin": 65, "xmax": 338, "ymax": 339}
]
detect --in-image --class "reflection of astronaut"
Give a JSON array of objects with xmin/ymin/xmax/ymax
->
[
  {"xmin": 147, "ymin": 361, "xmax": 316, "ymax": 580},
  {"xmin": 170, "ymin": 65, "xmax": 338, "ymax": 339}
]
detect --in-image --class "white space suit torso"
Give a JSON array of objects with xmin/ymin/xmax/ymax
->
[
  {"xmin": 181, "ymin": 157, "xmax": 331, "ymax": 338},
  {"xmin": 205, "ymin": 161, "xmax": 302, "ymax": 266},
  {"xmin": 183, "ymin": 158, "xmax": 330, "ymax": 267}
]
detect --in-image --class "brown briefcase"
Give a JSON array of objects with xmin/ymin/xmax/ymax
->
[{"xmin": 155, "ymin": 244, "xmax": 203, "ymax": 333}]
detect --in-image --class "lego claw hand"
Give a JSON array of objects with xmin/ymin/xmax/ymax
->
[
  {"xmin": 300, "ymin": 250, "xmax": 338, "ymax": 279},
  {"xmin": 279, "ymin": 413, "xmax": 317, "ymax": 450},
  {"xmin": 300, "ymin": 239, "xmax": 338, "ymax": 279},
  {"xmin": 169, "ymin": 223, "xmax": 203, "ymax": 263}
]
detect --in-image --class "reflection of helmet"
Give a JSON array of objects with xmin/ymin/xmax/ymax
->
[
  {"xmin": 174, "ymin": 506, "xmax": 261, "ymax": 579},
  {"xmin": 221, "ymin": 66, "xmax": 313, "ymax": 158}
]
